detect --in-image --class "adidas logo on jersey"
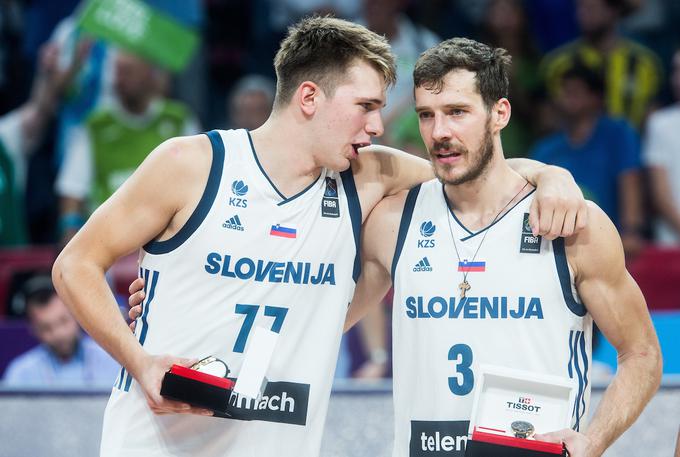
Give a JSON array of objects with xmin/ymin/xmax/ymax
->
[
  {"xmin": 413, "ymin": 257, "xmax": 433, "ymax": 272},
  {"xmin": 222, "ymin": 215, "xmax": 244, "ymax": 231}
]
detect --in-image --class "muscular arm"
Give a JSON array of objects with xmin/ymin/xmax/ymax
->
[
  {"xmin": 355, "ymin": 145, "xmax": 587, "ymax": 237},
  {"xmin": 573, "ymin": 204, "xmax": 661, "ymax": 455},
  {"xmin": 540, "ymin": 203, "xmax": 662, "ymax": 456},
  {"xmin": 53, "ymin": 135, "xmax": 212, "ymax": 414},
  {"xmin": 344, "ymin": 192, "xmax": 405, "ymax": 331}
]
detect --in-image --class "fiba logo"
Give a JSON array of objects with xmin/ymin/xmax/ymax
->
[
  {"xmin": 420, "ymin": 221, "xmax": 436, "ymax": 237},
  {"xmin": 520, "ymin": 212, "xmax": 541, "ymax": 254},
  {"xmin": 231, "ymin": 180, "xmax": 249, "ymax": 196},
  {"xmin": 321, "ymin": 177, "xmax": 340, "ymax": 217}
]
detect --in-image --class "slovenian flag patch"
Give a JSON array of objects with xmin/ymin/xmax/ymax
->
[
  {"xmin": 270, "ymin": 224, "xmax": 297, "ymax": 239},
  {"xmin": 457, "ymin": 261, "xmax": 485, "ymax": 272}
]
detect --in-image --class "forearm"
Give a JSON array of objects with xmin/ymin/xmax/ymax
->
[
  {"xmin": 357, "ymin": 144, "xmax": 433, "ymax": 196},
  {"xmin": 584, "ymin": 348, "xmax": 662, "ymax": 455},
  {"xmin": 345, "ymin": 260, "xmax": 392, "ymax": 331},
  {"xmin": 358, "ymin": 304, "xmax": 387, "ymax": 358},
  {"xmin": 506, "ymin": 158, "xmax": 547, "ymax": 185},
  {"xmin": 52, "ymin": 252, "xmax": 148, "ymax": 379},
  {"xmin": 507, "ymin": 158, "xmax": 575, "ymax": 187}
]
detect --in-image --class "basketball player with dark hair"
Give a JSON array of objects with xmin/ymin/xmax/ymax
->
[{"xmin": 346, "ymin": 37, "xmax": 661, "ymax": 457}]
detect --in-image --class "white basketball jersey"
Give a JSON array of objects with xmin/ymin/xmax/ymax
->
[
  {"xmin": 100, "ymin": 129, "xmax": 362, "ymax": 456},
  {"xmin": 391, "ymin": 179, "xmax": 592, "ymax": 457}
]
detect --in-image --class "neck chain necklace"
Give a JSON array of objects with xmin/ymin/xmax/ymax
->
[{"xmin": 445, "ymin": 181, "xmax": 529, "ymax": 298}]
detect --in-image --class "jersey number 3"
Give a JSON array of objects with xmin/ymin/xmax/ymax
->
[
  {"xmin": 233, "ymin": 304, "xmax": 288, "ymax": 353},
  {"xmin": 448, "ymin": 343, "xmax": 474, "ymax": 395}
]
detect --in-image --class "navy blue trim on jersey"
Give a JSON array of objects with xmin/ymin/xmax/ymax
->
[
  {"xmin": 442, "ymin": 185, "xmax": 474, "ymax": 236},
  {"xmin": 578, "ymin": 331, "xmax": 589, "ymax": 429},
  {"xmin": 116, "ymin": 268, "xmax": 149, "ymax": 391},
  {"xmin": 247, "ymin": 130, "xmax": 286, "ymax": 200},
  {"xmin": 442, "ymin": 185, "xmax": 537, "ymax": 242},
  {"xmin": 115, "ymin": 366, "xmax": 125, "ymax": 390},
  {"xmin": 137, "ymin": 269, "xmax": 158, "ymax": 348},
  {"xmin": 568, "ymin": 330, "xmax": 589, "ymax": 431},
  {"xmin": 119, "ymin": 268, "xmax": 160, "ymax": 392},
  {"xmin": 552, "ymin": 238, "xmax": 587, "ymax": 316},
  {"xmin": 144, "ymin": 130, "xmax": 225, "ymax": 254},
  {"xmin": 246, "ymin": 130, "xmax": 322, "ymax": 205},
  {"xmin": 341, "ymin": 169, "xmax": 362, "ymax": 283},
  {"xmin": 392, "ymin": 185, "xmax": 422, "ymax": 281},
  {"xmin": 276, "ymin": 173, "xmax": 322, "ymax": 206}
]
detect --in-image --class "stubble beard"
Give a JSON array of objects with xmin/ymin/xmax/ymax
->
[{"xmin": 431, "ymin": 122, "xmax": 495, "ymax": 186}]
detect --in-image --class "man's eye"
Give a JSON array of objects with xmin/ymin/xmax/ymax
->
[{"xmin": 418, "ymin": 112, "xmax": 432, "ymax": 119}]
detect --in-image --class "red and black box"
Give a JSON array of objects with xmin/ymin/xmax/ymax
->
[
  {"xmin": 160, "ymin": 364, "xmax": 235, "ymax": 415},
  {"xmin": 465, "ymin": 428, "xmax": 566, "ymax": 457}
]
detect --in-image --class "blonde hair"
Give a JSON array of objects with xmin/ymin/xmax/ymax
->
[{"xmin": 273, "ymin": 16, "xmax": 396, "ymax": 109}]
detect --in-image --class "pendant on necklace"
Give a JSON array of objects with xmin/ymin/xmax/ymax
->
[{"xmin": 459, "ymin": 280, "xmax": 471, "ymax": 298}]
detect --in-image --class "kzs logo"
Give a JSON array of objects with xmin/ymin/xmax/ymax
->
[
  {"xmin": 230, "ymin": 180, "xmax": 249, "ymax": 208},
  {"xmin": 418, "ymin": 221, "xmax": 436, "ymax": 248},
  {"xmin": 420, "ymin": 221, "xmax": 436, "ymax": 237}
]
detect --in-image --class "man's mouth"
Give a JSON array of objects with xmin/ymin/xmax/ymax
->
[
  {"xmin": 432, "ymin": 148, "xmax": 464, "ymax": 164},
  {"xmin": 435, "ymin": 150, "xmax": 461, "ymax": 158},
  {"xmin": 351, "ymin": 143, "xmax": 371, "ymax": 156}
]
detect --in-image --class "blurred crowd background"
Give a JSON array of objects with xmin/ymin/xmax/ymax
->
[{"xmin": 0, "ymin": 0, "xmax": 679, "ymax": 389}]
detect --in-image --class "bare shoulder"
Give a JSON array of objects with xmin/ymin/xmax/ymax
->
[
  {"xmin": 143, "ymin": 134, "xmax": 212, "ymax": 176},
  {"xmin": 133, "ymin": 134, "xmax": 212, "ymax": 202},
  {"xmin": 565, "ymin": 201, "xmax": 624, "ymax": 283}
]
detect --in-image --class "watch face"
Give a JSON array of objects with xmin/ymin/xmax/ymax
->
[
  {"xmin": 191, "ymin": 356, "xmax": 230, "ymax": 378},
  {"xmin": 511, "ymin": 420, "xmax": 535, "ymax": 438}
]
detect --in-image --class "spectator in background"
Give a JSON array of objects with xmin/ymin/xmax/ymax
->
[
  {"xmin": 226, "ymin": 74, "xmax": 275, "ymax": 130},
  {"xmin": 3, "ymin": 275, "xmax": 119, "ymax": 387},
  {"xmin": 644, "ymin": 48, "xmax": 680, "ymax": 246},
  {"xmin": 361, "ymin": 0, "xmax": 440, "ymax": 139},
  {"xmin": 49, "ymin": 16, "xmax": 117, "ymax": 167},
  {"xmin": 482, "ymin": 0, "xmax": 542, "ymax": 158},
  {"xmin": 531, "ymin": 65, "xmax": 644, "ymax": 258},
  {"xmin": 0, "ymin": 41, "xmax": 86, "ymax": 246},
  {"xmin": 541, "ymin": 0, "xmax": 662, "ymax": 129},
  {"xmin": 0, "ymin": 0, "xmax": 27, "ymax": 114},
  {"xmin": 55, "ymin": 50, "xmax": 200, "ymax": 242}
]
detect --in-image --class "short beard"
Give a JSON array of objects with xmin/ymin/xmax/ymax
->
[{"xmin": 431, "ymin": 121, "xmax": 495, "ymax": 186}]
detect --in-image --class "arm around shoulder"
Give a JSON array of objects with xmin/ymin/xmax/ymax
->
[{"xmin": 354, "ymin": 144, "xmax": 433, "ymax": 197}]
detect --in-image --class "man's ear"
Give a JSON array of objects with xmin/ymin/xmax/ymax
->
[
  {"xmin": 298, "ymin": 81, "xmax": 323, "ymax": 117},
  {"xmin": 492, "ymin": 98, "xmax": 511, "ymax": 131}
]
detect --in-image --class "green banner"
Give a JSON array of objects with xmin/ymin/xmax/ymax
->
[{"xmin": 77, "ymin": 0, "xmax": 199, "ymax": 72}]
